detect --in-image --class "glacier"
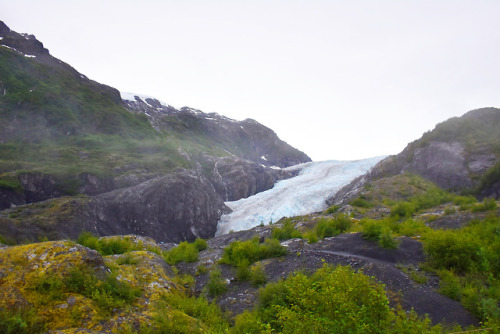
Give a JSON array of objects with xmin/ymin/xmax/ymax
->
[{"xmin": 216, "ymin": 156, "xmax": 385, "ymax": 235}]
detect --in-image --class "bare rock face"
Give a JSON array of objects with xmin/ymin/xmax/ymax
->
[
  {"xmin": 397, "ymin": 141, "xmax": 472, "ymax": 190},
  {"xmin": 207, "ymin": 157, "xmax": 293, "ymax": 201},
  {"xmin": 87, "ymin": 169, "xmax": 230, "ymax": 242},
  {"xmin": 329, "ymin": 109, "xmax": 500, "ymax": 205}
]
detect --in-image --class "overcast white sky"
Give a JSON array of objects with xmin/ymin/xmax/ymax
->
[{"xmin": 2, "ymin": 1, "xmax": 500, "ymax": 161}]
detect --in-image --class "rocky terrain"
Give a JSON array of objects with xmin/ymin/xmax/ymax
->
[
  {"xmin": 329, "ymin": 107, "xmax": 500, "ymax": 206},
  {"xmin": 0, "ymin": 21, "xmax": 309, "ymax": 243},
  {"xmin": 1, "ymin": 21, "xmax": 500, "ymax": 333}
]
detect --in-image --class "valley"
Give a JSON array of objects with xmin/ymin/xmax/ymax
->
[{"xmin": 0, "ymin": 21, "xmax": 499, "ymax": 333}]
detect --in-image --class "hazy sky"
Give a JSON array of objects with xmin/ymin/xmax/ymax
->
[{"xmin": 2, "ymin": 1, "xmax": 500, "ymax": 161}]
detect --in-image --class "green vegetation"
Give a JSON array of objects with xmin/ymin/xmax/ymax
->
[
  {"xmin": 220, "ymin": 237, "xmax": 287, "ymax": 267},
  {"xmin": 233, "ymin": 264, "xmax": 443, "ymax": 333},
  {"xmin": 146, "ymin": 292, "xmax": 230, "ymax": 333},
  {"xmin": 271, "ymin": 219, "xmax": 302, "ymax": 240},
  {"xmin": 32, "ymin": 265, "xmax": 141, "ymax": 314},
  {"xmin": 204, "ymin": 267, "xmax": 228, "ymax": 298},
  {"xmin": 163, "ymin": 238, "xmax": 207, "ymax": 265},
  {"xmin": 315, "ymin": 214, "xmax": 351, "ymax": 239},
  {"xmin": 220, "ymin": 237, "xmax": 286, "ymax": 285},
  {"xmin": 76, "ymin": 232, "xmax": 161, "ymax": 256},
  {"xmin": 324, "ymin": 204, "xmax": 340, "ymax": 214},
  {"xmin": 418, "ymin": 108, "xmax": 500, "ymax": 155},
  {"xmin": 351, "ymin": 194, "xmax": 372, "ymax": 208}
]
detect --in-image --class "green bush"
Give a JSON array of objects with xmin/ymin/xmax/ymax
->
[
  {"xmin": 324, "ymin": 205, "xmax": 340, "ymax": 214},
  {"xmin": 423, "ymin": 229, "xmax": 486, "ymax": 274},
  {"xmin": 220, "ymin": 237, "xmax": 287, "ymax": 267},
  {"xmin": 234, "ymin": 264, "xmax": 441, "ymax": 333},
  {"xmin": 235, "ymin": 259, "xmax": 251, "ymax": 281},
  {"xmin": 250, "ymin": 263, "xmax": 267, "ymax": 287},
  {"xmin": 32, "ymin": 266, "xmax": 141, "ymax": 314},
  {"xmin": 315, "ymin": 214, "xmax": 351, "ymax": 239},
  {"xmin": 391, "ymin": 201, "xmax": 416, "ymax": 218},
  {"xmin": 351, "ymin": 195, "xmax": 372, "ymax": 208},
  {"xmin": 362, "ymin": 219, "xmax": 383, "ymax": 241},
  {"xmin": 204, "ymin": 268, "xmax": 227, "ymax": 298},
  {"xmin": 0, "ymin": 308, "xmax": 46, "ymax": 334},
  {"xmin": 304, "ymin": 231, "xmax": 319, "ymax": 244},
  {"xmin": 76, "ymin": 232, "xmax": 152, "ymax": 256},
  {"xmin": 271, "ymin": 220, "xmax": 302, "ymax": 241},
  {"xmin": 379, "ymin": 228, "xmax": 398, "ymax": 249},
  {"xmin": 398, "ymin": 218, "xmax": 429, "ymax": 237},
  {"xmin": 163, "ymin": 241, "xmax": 200, "ymax": 265},
  {"xmin": 193, "ymin": 238, "xmax": 208, "ymax": 251},
  {"xmin": 472, "ymin": 198, "xmax": 498, "ymax": 212},
  {"xmin": 147, "ymin": 292, "xmax": 229, "ymax": 333}
]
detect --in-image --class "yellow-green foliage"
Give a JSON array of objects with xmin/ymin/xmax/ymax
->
[
  {"xmin": 220, "ymin": 237, "xmax": 287, "ymax": 267},
  {"xmin": 203, "ymin": 267, "xmax": 227, "ymax": 298},
  {"xmin": 271, "ymin": 219, "xmax": 302, "ymax": 241},
  {"xmin": 314, "ymin": 214, "xmax": 352, "ymax": 239},
  {"xmin": 0, "ymin": 239, "xmax": 210, "ymax": 333},
  {"xmin": 162, "ymin": 238, "xmax": 207, "ymax": 265},
  {"xmin": 76, "ymin": 233, "xmax": 161, "ymax": 256},
  {"xmin": 234, "ymin": 264, "xmax": 442, "ymax": 333}
]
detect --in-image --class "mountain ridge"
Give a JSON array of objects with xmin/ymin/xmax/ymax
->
[{"xmin": 0, "ymin": 21, "xmax": 310, "ymax": 243}]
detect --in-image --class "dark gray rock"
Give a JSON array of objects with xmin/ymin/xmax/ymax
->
[
  {"xmin": 206, "ymin": 157, "xmax": 293, "ymax": 201},
  {"xmin": 19, "ymin": 172, "xmax": 61, "ymax": 203},
  {"xmin": 122, "ymin": 96, "xmax": 311, "ymax": 168},
  {"xmin": 87, "ymin": 169, "xmax": 230, "ymax": 242}
]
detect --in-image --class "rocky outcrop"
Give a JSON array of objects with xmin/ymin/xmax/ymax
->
[
  {"xmin": 122, "ymin": 95, "xmax": 311, "ymax": 168},
  {"xmin": 205, "ymin": 157, "xmax": 293, "ymax": 201},
  {"xmin": 86, "ymin": 169, "xmax": 230, "ymax": 242},
  {"xmin": 329, "ymin": 108, "xmax": 500, "ymax": 205}
]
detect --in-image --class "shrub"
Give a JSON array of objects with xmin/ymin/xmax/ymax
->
[
  {"xmin": 423, "ymin": 229, "xmax": 485, "ymax": 274},
  {"xmin": 193, "ymin": 238, "xmax": 208, "ymax": 251},
  {"xmin": 257, "ymin": 265, "xmax": 391, "ymax": 333},
  {"xmin": 315, "ymin": 215, "xmax": 351, "ymax": 239},
  {"xmin": 472, "ymin": 198, "xmax": 498, "ymax": 212},
  {"xmin": 271, "ymin": 220, "xmax": 302, "ymax": 241},
  {"xmin": 379, "ymin": 228, "xmax": 398, "ymax": 249},
  {"xmin": 76, "ymin": 232, "xmax": 150, "ymax": 256},
  {"xmin": 324, "ymin": 205, "xmax": 340, "ymax": 214},
  {"xmin": 163, "ymin": 241, "xmax": 199, "ymax": 265},
  {"xmin": 220, "ymin": 237, "xmax": 287, "ymax": 267},
  {"xmin": 391, "ymin": 201, "xmax": 416, "ymax": 218},
  {"xmin": 399, "ymin": 218, "xmax": 429, "ymax": 237},
  {"xmin": 362, "ymin": 219, "xmax": 383, "ymax": 241},
  {"xmin": 250, "ymin": 263, "xmax": 267, "ymax": 287},
  {"xmin": 236, "ymin": 264, "xmax": 441, "ymax": 333},
  {"xmin": 304, "ymin": 231, "xmax": 319, "ymax": 244},
  {"xmin": 204, "ymin": 268, "xmax": 227, "ymax": 297},
  {"xmin": 32, "ymin": 266, "xmax": 141, "ymax": 314},
  {"xmin": 235, "ymin": 259, "xmax": 251, "ymax": 281},
  {"xmin": 351, "ymin": 196, "xmax": 372, "ymax": 208}
]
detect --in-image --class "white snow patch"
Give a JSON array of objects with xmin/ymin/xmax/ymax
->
[
  {"xmin": 270, "ymin": 166, "xmax": 281, "ymax": 170},
  {"xmin": 0, "ymin": 37, "xmax": 3, "ymax": 41},
  {"xmin": 260, "ymin": 156, "xmax": 267, "ymax": 161},
  {"xmin": 120, "ymin": 91, "xmax": 172, "ymax": 108},
  {"xmin": 216, "ymin": 156, "xmax": 385, "ymax": 235},
  {"xmin": 0, "ymin": 44, "xmax": 36, "ymax": 58}
]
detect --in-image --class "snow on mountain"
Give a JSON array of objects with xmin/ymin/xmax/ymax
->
[
  {"xmin": 216, "ymin": 156, "xmax": 385, "ymax": 235},
  {"xmin": 120, "ymin": 91, "xmax": 173, "ymax": 108}
]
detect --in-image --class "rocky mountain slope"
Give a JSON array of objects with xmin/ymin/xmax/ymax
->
[
  {"xmin": 0, "ymin": 21, "xmax": 310, "ymax": 243},
  {"xmin": 329, "ymin": 107, "xmax": 500, "ymax": 206}
]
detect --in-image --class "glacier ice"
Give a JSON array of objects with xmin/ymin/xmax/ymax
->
[{"xmin": 215, "ymin": 156, "xmax": 385, "ymax": 235}]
